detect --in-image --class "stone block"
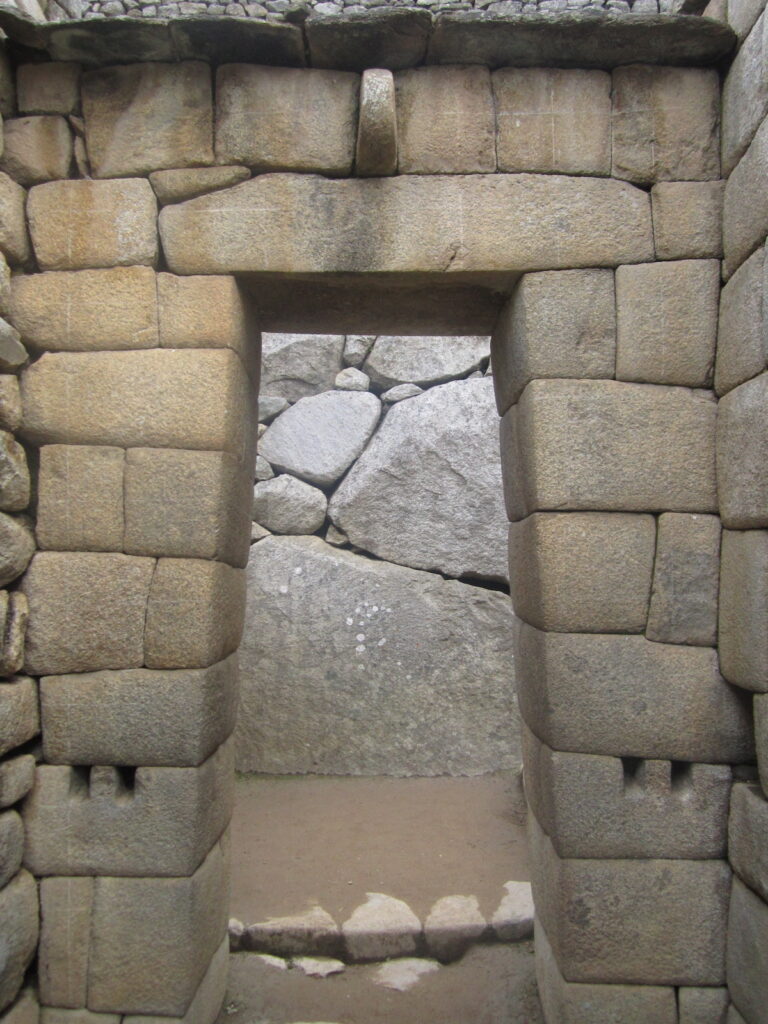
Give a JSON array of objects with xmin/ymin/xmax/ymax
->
[
  {"xmin": 523, "ymin": 725, "xmax": 730, "ymax": 860},
  {"xmin": 82, "ymin": 62, "xmax": 213, "ymax": 178},
  {"xmin": 728, "ymin": 0, "xmax": 767, "ymax": 37},
  {"xmin": 0, "ymin": 254, "xmax": 11, "ymax": 317},
  {"xmin": 508, "ymin": 512, "xmax": 655, "ymax": 633},
  {"xmin": 500, "ymin": 380, "xmax": 717, "ymax": 520},
  {"xmin": 395, "ymin": 66, "xmax": 495, "ymax": 174},
  {"xmin": 40, "ymin": 655, "xmax": 237, "ymax": 769},
  {"xmin": 39, "ymin": 877, "xmax": 93, "ymax": 1008},
  {"xmin": 355, "ymin": 68, "xmax": 397, "ymax": 177},
  {"xmin": 0, "ymin": 811, "xmax": 23, "ymax": 889},
  {"xmin": 0, "ymin": 173, "xmax": 31, "ymax": 268},
  {"xmin": 10, "ymin": 267, "xmax": 159, "ymax": 352},
  {"xmin": 678, "ymin": 987, "xmax": 729, "ymax": 1024},
  {"xmin": 215, "ymin": 65, "xmax": 358, "ymax": 176},
  {"xmin": 21, "ymin": 349, "xmax": 251, "ymax": 455},
  {"xmin": 652, "ymin": 181, "xmax": 724, "ymax": 261},
  {"xmin": 494, "ymin": 68, "xmax": 610, "ymax": 176},
  {"xmin": 615, "ymin": 260, "xmax": 720, "ymax": 387},
  {"xmin": 727, "ymin": 878, "xmax": 768, "ymax": 1024},
  {"xmin": 41, "ymin": 1013, "xmax": 117, "ymax": 1024},
  {"xmin": 1, "ymin": 987, "xmax": 38, "ymax": 1024},
  {"xmin": 715, "ymin": 245, "xmax": 765, "ymax": 395},
  {"xmin": 144, "ymin": 559, "xmax": 245, "ymax": 669},
  {"xmin": 149, "ymin": 166, "xmax": 250, "ymax": 206},
  {"xmin": 611, "ymin": 66, "xmax": 720, "ymax": 184},
  {"xmin": 260, "ymin": 333, "xmax": 345, "ymax": 403},
  {"xmin": 17, "ymin": 63, "xmax": 81, "ymax": 116},
  {"xmin": 718, "ymin": 373, "xmax": 768, "ymax": 527},
  {"xmin": 0, "ymin": 323, "xmax": 27, "ymax": 376},
  {"xmin": 0, "ymin": 592, "xmax": 28, "ymax": 679},
  {"xmin": 0, "ymin": 872, "xmax": 38, "ymax": 1014},
  {"xmin": 530, "ymin": 813, "xmax": 730, "ymax": 985},
  {"xmin": 24, "ymin": 741, "xmax": 232, "ymax": 877},
  {"xmin": 729, "ymin": 782, "xmax": 768, "ymax": 904},
  {"xmin": 21, "ymin": 552, "xmax": 154, "ymax": 675},
  {"xmin": 719, "ymin": 529, "xmax": 768, "ymax": 691},
  {"xmin": 122, "ymin": 936, "xmax": 228, "ymax": 1024},
  {"xmin": 0, "ymin": 678, "xmax": 38, "ymax": 758},
  {"xmin": 27, "ymin": 179, "xmax": 158, "ymax": 271},
  {"xmin": 0, "ymin": 117, "xmax": 72, "ymax": 187},
  {"xmin": 0, "ymin": 755, "xmax": 34, "ymax": 809},
  {"xmin": 37, "ymin": 445, "xmax": 125, "ymax": 552},
  {"xmin": 516, "ymin": 622, "xmax": 754, "ymax": 763},
  {"xmin": 758, "ymin": 695, "xmax": 768, "ymax": 793},
  {"xmin": 724, "ymin": 113, "xmax": 768, "ymax": 278},
  {"xmin": 245, "ymin": 905, "xmax": 341, "ymax": 958},
  {"xmin": 491, "ymin": 269, "xmax": 615, "ymax": 415},
  {"xmin": 342, "ymin": 893, "xmax": 421, "ymax": 962},
  {"xmin": 727, "ymin": 1007, "xmax": 748, "ymax": 1024},
  {"xmin": 0, "ymin": 515, "xmax": 34, "ymax": 588},
  {"xmin": 0, "ymin": 48, "xmax": 12, "ymax": 120},
  {"xmin": 646, "ymin": 513, "xmax": 720, "ymax": 646},
  {"xmin": 721, "ymin": 11, "xmax": 768, "ymax": 176},
  {"xmin": 0, "ymin": 433, "xmax": 29, "ymax": 513}
]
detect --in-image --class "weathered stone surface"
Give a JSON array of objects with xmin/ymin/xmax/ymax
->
[
  {"xmin": 0, "ymin": 754, "xmax": 34, "ymax": 809},
  {"xmin": 306, "ymin": 8, "xmax": 431, "ymax": 71},
  {"xmin": 721, "ymin": 11, "xmax": 768, "ymax": 176},
  {"xmin": 382, "ymin": 383, "xmax": 422, "ymax": 403},
  {"xmin": 490, "ymin": 882, "xmax": 534, "ymax": 942},
  {"xmin": 355, "ymin": 69, "xmax": 397, "ymax": 177},
  {"xmin": 252, "ymin": 475, "xmax": 327, "ymax": 536},
  {"xmin": 22, "ymin": 552, "xmax": 154, "ymax": 675},
  {"xmin": 258, "ymin": 396, "xmax": 288, "ymax": 424},
  {"xmin": 254, "ymin": 456, "xmax": 273, "ymax": 483},
  {"xmin": 0, "ymin": 433, "xmax": 29, "ymax": 513},
  {"xmin": 260, "ymin": 391, "xmax": 380, "ymax": 489},
  {"xmin": 509, "ymin": 512, "xmax": 655, "ymax": 633},
  {"xmin": 0, "ymin": 173, "xmax": 30, "ymax": 267},
  {"xmin": 491, "ymin": 269, "xmax": 615, "ymax": 414},
  {"xmin": 0, "ymin": 811, "xmax": 22, "ymax": 889},
  {"xmin": 236, "ymin": 536, "xmax": 519, "ymax": 776},
  {"xmin": 652, "ymin": 181, "xmax": 724, "ymax": 261},
  {"xmin": 82, "ymin": 62, "xmax": 213, "ymax": 178},
  {"xmin": 293, "ymin": 957, "xmax": 345, "ymax": 979},
  {"xmin": 0, "ymin": 678, "xmax": 38, "ymax": 759},
  {"xmin": 612, "ymin": 66, "xmax": 720, "ymax": 185},
  {"xmin": 39, "ymin": 877, "xmax": 92, "ymax": 1008},
  {"xmin": 0, "ymin": 50, "xmax": 12, "ymax": 121},
  {"xmin": 27, "ymin": 179, "xmax": 158, "ymax": 271},
  {"xmin": 343, "ymin": 894, "xmax": 421, "ymax": 962},
  {"xmin": 260, "ymin": 333, "xmax": 345, "ymax": 403},
  {"xmin": 718, "ymin": 373, "xmax": 768, "ymax": 527},
  {"xmin": 501, "ymin": 380, "xmax": 717, "ymax": 519},
  {"xmin": 729, "ymin": 782, "xmax": 768, "ymax": 903},
  {"xmin": 727, "ymin": 878, "xmax": 768, "ymax": 1024},
  {"xmin": 719, "ymin": 529, "xmax": 768, "ymax": 692},
  {"xmin": 363, "ymin": 335, "xmax": 489, "ymax": 389},
  {"xmin": 516, "ymin": 623, "xmax": 753, "ymax": 763},
  {"xmin": 615, "ymin": 260, "xmax": 720, "ymax": 387},
  {"xmin": 215, "ymin": 65, "xmax": 358, "ymax": 176},
  {"xmin": 646, "ymin": 513, "xmax": 720, "ymax": 646},
  {"xmin": 0, "ymin": 116, "xmax": 72, "ymax": 186},
  {"xmin": 11, "ymin": 267, "xmax": 159, "ymax": 352},
  {"xmin": 494, "ymin": 68, "xmax": 610, "ymax": 176},
  {"xmin": 41, "ymin": 655, "xmax": 237, "ymax": 768},
  {"xmin": 343, "ymin": 334, "xmax": 375, "ymax": 368},
  {"xmin": 37, "ymin": 445, "xmax": 124, "ymax": 552},
  {"xmin": 0, "ymin": 321, "xmax": 26, "ymax": 374},
  {"xmin": 0, "ymin": 515, "xmax": 34, "ymax": 588},
  {"xmin": 17, "ymin": 63, "xmax": 80, "ymax": 116},
  {"xmin": 244, "ymin": 905, "xmax": 341, "ymax": 958},
  {"xmin": 41, "ymin": 1012, "xmax": 118, "ymax": 1024},
  {"xmin": 715, "ymin": 245, "xmax": 765, "ymax": 395},
  {"xmin": 724, "ymin": 114, "xmax": 768, "ymax": 277},
  {"xmin": 335, "ymin": 367, "xmax": 369, "ymax": 392},
  {"xmin": 424, "ymin": 896, "xmax": 486, "ymax": 963},
  {"xmin": 373, "ymin": 958, "xmax": 439, "ymax": 992},
  {"xmin": 329, "ymin": 379, "xmax": 507, "ymax": 581},
  {"xmin": 0, "ymin": 872, "xmax": 38, "ymax": 1014},
  {"xmin": 758, "ymin": 694, "xmax": 768, "ymax": 793},
  {"xmin": 149, "ymin": 166, "xmax": 250, "ymax": 206},
  {"xmin": 122, "ymin": 936, "xmax": 229, "ymax": 1024},
  {"xmin": 728, "ymin": 0, "xmax": 767, "ymax": 37},
  {"xmin": 0, "ymin": 592, "xmax": 27, "ymax": 679},
  {"xmin": 678, "ymin": 987, "xmax": 729, "ymax": 1024},
  {"xmin": 159, "ymin": 173, "xmax": 654, "ymax": 277},
  {"xmin": 0, "ymin": 254, "xmax": 11, "ymax": 317},
  {"xmin": 0, "ymin": 378, "xmax": 20, "ymax": 433},
  {"xmin": 1, "ymin": 987, "xmax": 38, "ymax": 1024}
]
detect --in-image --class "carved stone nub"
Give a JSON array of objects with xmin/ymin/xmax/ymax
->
[{"xmin": 355, "ymin": 69, "xmax": 397, "ymax": 178}]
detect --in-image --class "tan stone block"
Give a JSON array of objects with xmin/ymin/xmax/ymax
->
[
  {"xmin": 721, "ymin": 10, "xmax": 768, "ymax": 176},
  {"xmin": 516, "ymin": 623, "xmax": 753, "ymax": 763},
  {"xmin": 612, "ymin": 66, "xmax": 720, "ymax": 184},
  {"xmin": 0, "ymin": 678, "xmax": 38, "ymax": 758},
  {"xmin": 0, "ymin": 173, "xmax": 31, "ymax": 267},
  {"xmin": 500, "ymin": 380, "xmax": 717, "ymax": 520},
  {"xmin": 17, "ymin": 63, "xmax": 81, "ymax": 116},
  {"xmin": 652, "ymin": 181, "xmax": 724, "ymax": 261},
  {"xmin": 21, "ymin": 552, "xmax": 154, "ymax": 675},
  {"xmin": 0, "ymin": 378, "xmax": 21, "ymax": 433},
  {"xmin": 40, "ymin": 655, "xmax": 238, "ymax": 768},
  {"xmin": 509, "ymin": 512, "xmax": 655, "ymax": 633},
  {"xmin": 0, "ymin": 872, "xmax": 38, "ymax": 1014},
  {"xmin": 729, "ymin": 781, "xmax": 768, "ymax": 904},
  {"xmin": 0, "ymin": 117, "xmax": 72, "ymax": 186},
  {"xmin": 718, "ymin": 373, "xmax": 768, "ymax": 528},
  {"xmin": 0, "ymin": 515, "xmax": 34, "ymax": 588},
  {"xmin": 718, "ymin": 529, "xmax": 768, "ymax": 691},
  {"xmin": 491, "ymin": 269, "xmax": 615, "ymax": 415},
  {"xmin": 0, "ymin": 432, "xmax": 29, "ymax": 513},
  {"xmin": 715, "ymin": 245, "xmax": 766, "ymax": 395},
  {"xmin": 41, "ymin": 1013, "xmax": 118, "ymax": 1024},
  {"xmin": 724, "ymin": 113, "xmax": 768, "ymax": 278},
  {"xmin": 355, "ymin": 68, "xmax": 397, "ymax": 178},
  {"xmin": 10, "ymin": 267, "xmax": 159, "ymax": 352},
  {"xmin": 0, "ymin": 811, "xmax": 22, "ymax": 888},
  {"xmin": 82, "ymin": 62, "xmax": 213, "ymax": 178},
  {"xmin": 27, "ymin": 179, "xmax": 158, "ymax": 271},
  {"xmin": 1, "ymin": 987, "xmax": 39, "ymax": 1024},
  {"xmin": 122, "ymin": 937, "xmax": 228, "ymax": 1024},
  {"xmin": 395, "ymin": 66, "xmax": 495, "ymax": 174},
  {"xmin": 494, "ymin": 68, "xmax": 610, "ymax": 176},
  {"xmin": 21, "ymin": 349, "xmax": 252, "ymax": 455},
  {"xmin": 0, "ymin": 754, "xmax": 34, "ymax": 809},
  {"xmin": 145, "ymin": 559, "xmax": 245, "ymax": 669},
  {"xmin": 37, "ymin": 445, "xmax": 125, "ymax": 552},
  {"xmin": 148, "ymin": 166, "xmax": 249, "ymax": 206},
  {"xmin": 727, "ymin": 878, "xmax": 768, "ymax": 1024},
  {"xmin": 39, "ymin": 877, "xmax": 93, "ymax": 1008},
  {"xmin": 215, "ymin": 64, "xmax": 358, "ymax": 175},
  {"xmin": 678, "ymin": 987, "xmax": 729, "ymax": 1024},
  {"xmin": 124, "ymin": 448, "xmax": 251, "ymax": 566}
]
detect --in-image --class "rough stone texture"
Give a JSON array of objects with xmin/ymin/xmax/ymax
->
[
  {"xmin": 342, "ymin": 893, "xmax": 421, "ymax": 962},
  {"xmin": 306, "ymin": 8, "xmax": 431, "ymax": 71},
  {"xmin": 516, "ymin": 623, "xmax": 753, "ymax": 763},
  {"xmin": 215, "ymin": 65, "xmax": 358, "ymax": 175},
  {"xmin": 259, "ymin": 333, "xmax": 345, "ymax": 402},
  {"xmin": 159, "ymin": 173, "xmax": 655, "ymax": 277},
  {"xmin": 758, "ymin": 695, "xmax": 768, "ymax": 794},
  {"xmin": 21, "ymin": 552, "xmax": 154, "ymax": 675},
  {"xmin": 0, "ymin": 871, "xmax": 38, "ymax": 1014},
  {"xmin": 372, "ymin": 958, "xmax": 440, "ymax": 992},
  {"xmin": 260, "ymin": 391, "xmax": 380, "ymax": 489},
  {"xmin": 728, "ymin": 0, "xmax": 767, "ymax": 37},
  {"xmin": 41, "ymin": 655, "xmax": 238, "ymax": 768},
  {"xmin": 37, "ymin": 445, "xmax": 124, "ymax": 552},
  {"xmin": 491, "ymin": 269, "xmax": 616, "ymax": 414},
  {"xmin": 0, "ymin": 592, "xmax": 28, "ymax": 679},
  {"xmin": 17, "ymin": 63, "xmax": 81, "ymax": 116},
  {"xmin": 252, "ymin": 475, "xmax": 327, "ymax": 536},
  {"xmin": 500, "ymin": 380, "xmax": 717, "ymax": 519},
  {"xmin": 362, "ymin": 335, "xmax": 489, "ymax": 389},
  {"xmin": 144, "ymin": 558, "xmax": 246, "ymax": 669},
  {"xmin": 343, "ymin": 335, "xmax": 375, "ymax": 368},
  {"xmin": 715, "ymin": 245, "xmax": 765, "ymax": 396},
  {"xmin": 678, "ymin": 987, "xmax": 729, "ymax": 1024},
  {"xmin": 719, "ymin": 529, "xmax": 768, "ymax": 692},
  {"xmin": 723, "ymin": 113, "xmax": 768, "ymax": 277},
  {"xmin": 424, "ymin": 895, "xmax": 486, "ymax": 963},
  {"xmin": 717, "ymin": 373, "xmax": 768, "ymax": 527},
  {"xmin": 0, "ymin": 50, "xmax": 12, "ymax": 120},
  {"xmin": 0, "ymin": 433, "xmax": 29, "ymax": 513},
  {"xmin": 39, "ymin": 877, "xmax": 93, "ymax": 1008},
  {"xmin": 721, "ymin": 11, "xmax": 768, "ymax": 176},
  {"xmin": 244, "ymin": 906, "xmax": 341, "ymax": 958},
  {"xmin": 0, "ymin": 321, "xmax": 26, "ymax": 375},
  {"xmin": 41, "ymin": 1012, "xmax": 118, "ymax": 1024},
  {"xmin": 0, "ymin": 378, "xmax": 20, "ymax": 434},
  {"xmin": 651, "ymin": 180, "xmax": 725, "ymax": 261},
  {"xmin": 0, "ymin": 116, "xmax": 72, "ymax": 186},
  {"xmin": 335, "ymin": 367, "xmax": 369, "ymax": 391},
  {"xmin": 0, "ymin": 173, "xmax": 31, "ymax": 267},
  {"xmin": 611, "ymin": 66, "xmax": 720, "ymax": 185},
  {"xmin": 122, "ymin": 937, "xmax": 228, "ymax": 1024},
  {"xmin": 729, "ymin": 782, "xmax": 768, "ymax": 904},
  {"xmin": 1, "ymin": 988, "xmax": 38, "ymax": 1024},
  {"xmin": 82, "ymin": 62, "xmax": 213, "ymax": 178},
  {"xmin": 727, "ymin": 878, "xmax": 768, "ymax": 1024},
  {"xmin": 530, "ymin": 814, "xmax": 730, "ymax": 985},
  {"xmin": 0, "ymin": 678, "xmax": 38, "ymax": 759},
  {"xmin": 0, "ymin": 255, "xmax": 11, "ymax": 318},
  {"xmin": 615, "ymin": 260, "xmax": 720, "ymax": 387},
  {"xmin": 356, "ymin": 68, "xmax": 397, "ymax": 177},
  {"xmin": 646, "ymin": 512, "xmax": 720, "ymax": 646},
  {"xmin": 490, "ymin": 882, "xmax": 534, "ymax": 942},
  {"xmin": 509, "ymin": 512, "xmax": 655, "ymax": 633},
  {"xmin": 149, "ymin": 166, "xmax": 250, "ymax": 206},
  {"xmin": 0, "ymin": 754, "xmax": 34, "ymax": 809},
  {"xmin": 382, "ymin": 383, "xmax": 422, "ymax": 403},
  {"xmin": 236, "ymin": 536, "xmax": 519, "ymax": 776},
  {"xmin": 0, "ymin": 811, "xmax": 22, "ymax": 889},
  {"xmin": 0, "ymin": 514, "xmax": 34, "ymax": 587},
  {"xmin": 494, "ymin": 68, "xmax": 610, "ymax": 176},
  {"xmin": 395, "ymin": 66, "xmax": 495, "ymax": 174},
  {"xmin": 258, "ymin": 397, "xmax": 288, "ymax": 424},
  {"xmin": 329, "ymin": 379, "xmax": 507, "ymax": 582}
]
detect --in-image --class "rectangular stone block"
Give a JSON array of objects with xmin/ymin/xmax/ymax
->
[
  {"xmin": 17, "ymin": 63, "xmax": 81, "ymax": 116},
  {"xmin": 0, "ymin": 678, "xmax": 38, "ymax": 758},
  {"xmin": 729, "ymin": 781, "xmax": 768, "ymax": 904},
  {"xmin": 715, "ymin": 245, "xmax": 765, "ymax": 396},
  {"xmin": 0, "ymin": 872, "xmax": 38, "ymax": 1014},
  {"xmin": 651, "ymin": 181, "xmax": 724, "ymax": 261},
  {"xmin": 215, "ymin": 65, "xmax": 358, "ymax": 176},
  {"xmin": 721, "ymin": 10, "xmax": 768, "ymax": 176},
  {"xmin": 491, "ymin": 269, "xmax": 615, "ymax": 415},
  {"xmin": 10, "ymin": 268, "xmax": 159, "ymax": 352},
  {"xmin": 530, "ymin": 812, "xmax": 730, "ymax": 985},
  {"xmin": 82, "ymin": 62, "xmax": 213, "ymax": 178},
  {"xmin": 500, "ymin": 379, "xmax": 718, "ymax": 520},
  {"xmin": 0, "ymin": 172, "xmax": 31, "ymax": 268},
  {"xmin": 122, "ymin": 936, "xmax": 228, "ymax": 1024},
  {"xmin": 494, "ymin": 68, "xmax": 610, "ymax": 177},
  {"xmin": 717, "ymin": 373, "xmax": 768, "ymax": 527},
  {"xmin": 646, "ymin": 512, "xmax": 720, "ymax": 646},
  {"xmin": 679, "ymin": 987, "xmax": 730, "ymax": 1024},
  {"xmin": 516, "ymin": 622, "xmax": 754, "ymax": 763},
  {"xmin": 523, "ymin": 724, "xmax": 730, "ymax": 860},
  {"xmin": 0, "ymin": 754, "xmax": 35, "ymax": 809},
  {"xmin": 509, "ymin": 512, "xmax": 655, "ymax": 633},
  {"xmin": 0, "ymin": 116, "xmax": 73, "ymax": 187},
  {"xmin": 719, "ymin": 529, "xmax": 768, "ymax": 691},
  {"xmin": 27, "ymin": 179, "xmax": 158, "ymax": 271},
  {"xmin": 616, "ymin": 260, "xmax": 720, "ymax": 387},
  {"xmin": 37, "ymin": 445, "xmax": 125, "ymax": 552},
  {"xmin": 724, "ymin": 113, "xmax": 768, "ymax": 278},
  {"xmin": 395, "ymin": 66, "xmax": 495, "ymax": 174},
  {"xmin": 727, "ymin": 877, "xmax": 768, "ymax": 1024},
  {"xmin": 39, "ymin": 877, "xmax": 92, "ymax": 1008},
  {"xmin": 21, "ymin": 552, "xmax": 154, "ymax": 676}
]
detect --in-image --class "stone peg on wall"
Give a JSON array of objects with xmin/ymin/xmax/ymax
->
[{"xmin": 355, "ymin": 69, "xmax": 397, "ymax": 178}]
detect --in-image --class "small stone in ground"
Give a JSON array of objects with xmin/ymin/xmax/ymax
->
[
  {"xmin": 424, "ymin": 894, "xmax": 487, "ymax": 963},
  {"xmin": 335, "ymin": 367, "xmax": 370, "ymax": 391},
  {"xmin": 292, "ymin": 956, "xmax": 345, "ymax": 978},
  {"xmin": 245, "ymin": 905, "xmax": 341, "ymax": 957},
  {"xmin": 491, "ymin": 881, "xmax": 534, "ymax": 942},
  {"xmin": 229, "ymin": 918, "xmax": 245, "ymax": 952},
  {"xmin": 254, "ymin": 953, "xmax": 289, "ymax": 971},
  {"xmin": 342, "ymin": 893, "xmax": 422, "ymax": 962},
  {"xmin": 373, "ymin": 957, "xmax": 441, "ymax": 992},
  {"xmin": 343, "ymin": 334, "xmax": 376, "ymax": 367},
  {"xmin": 259, "ymin": 395, "xmax": 289, "ymax": 424},
  {"xmin": 381, "ymin": 383, "xmax": 423, "ymax": 403},
  {"xmin": 252, "ymin": 475, "xmax": 327, "ymax": 536}
]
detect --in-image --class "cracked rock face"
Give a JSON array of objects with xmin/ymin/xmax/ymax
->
[{"xmin": 363, "ymin": 334, "xmax": 490, "ymax": 389}]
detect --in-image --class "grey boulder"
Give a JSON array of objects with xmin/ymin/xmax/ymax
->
[
  {"xmin": 260, "ymin": 334, "xmax": 345, "ymax": 403},
  {"xmin": 252, "ymin": 475, "xmax": 327, "ymax": 536},
  {"xmin": 363, "ymin": 335, "xmax": 490, "ymax": 389}
]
